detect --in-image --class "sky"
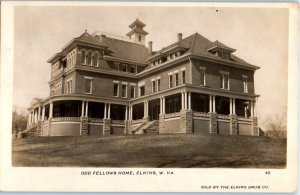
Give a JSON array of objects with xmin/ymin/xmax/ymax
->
[{"xmin": 13, "ymin": 5, "xmax": 288, "ymax": 122}]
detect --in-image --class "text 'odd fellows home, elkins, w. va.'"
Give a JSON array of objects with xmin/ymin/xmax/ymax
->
[{"xmin": 27, "ymin": 18, "xmax": 260, "ymax": 137}]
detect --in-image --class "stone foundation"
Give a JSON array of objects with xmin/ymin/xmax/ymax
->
[
  {"xmin": 230, "ymin": 115, "xmax": 238, "ymax": 135},
  {"xmin": 180, "ymin": 110, "xmax": 193, "ymax": 133},
  {"xmin": 80, "ymin": 117, "xmax": 89, "ymax": 135},
  {"xmin": 124, "ymin": 120, "xmax": 131, "ymax": 134},
  {"xmin": 103, "ymin": 118, "xmax": 111, "ymax": 135},
  {"xmin": 159, "ymin": 114, "xmax": 165, "ymax": 133},
  {"xmin": 36, "ymin": 120, "xmax": 42, "ymax": 136},
  {"xmin": 209, "ymin": 112, "xmax": 218, "ymax": 134},
  {"xmin": 251, "ymin": 117, "xmax": 259, "ymax": 136}
]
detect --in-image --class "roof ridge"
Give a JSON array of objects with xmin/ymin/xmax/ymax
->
[
  {"xmin": 102, "ymin": 36, "xmax": 148, "ymax": 48},
  {"xmin": 187, "ymin": 33, "xmax": 198, "ymax": 53}
]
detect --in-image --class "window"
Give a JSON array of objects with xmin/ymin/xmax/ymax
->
[
  {"xmin": 121, "ymin": 64, "xmax": 127, "ymax": 72},
  {"xmin": 175, "ymin": 73, "xmax": 179, "ymax": 86},
  {"xmin": 181, "ymin": 70, "xmax": 186, "ymax": 84},
  {"xmin": 86, "ymin": 51, "xmax": 92, "ymax": 65},
  {"xmin": 243, "ymin": 76, "xmax": 248, "ymax": 93},
  {"xmin": 113, "ymin": 62, "xmax": 119, "ymax": 71},
  {"xmin": 138, "ymin": 35, "xmax": 142, "ymax": 42},
  {"xmin": 66, "ymin": 80, "xmax": 72, "ymax": 94},
  {"xmin": 92, "ymin": 53, "xmax": 99, "ymax": 67},
  {"xmin": 121, "ymin": 84, "xmax": 127, "ymax": 98},
  {"xmin": 169, "ymin": 74, "xmax": 173, "ymax": 88},
  {"xmin": 152, "ymin": 80, "xmax": 156, "ymax": 93},
  {"xmin": 81, "ymin": 50, "xmax": 86, "ymax": 64},
  {"xmin": 113, "ymin": 82, "xmax": 119, "ymax": 97},
  {"xmin": 157, "ymin": 79, "xmax": 160, "ymax": 91},
  {"xmin": 130, "ymin": 85, "xmax": 135, "ymax": 98},
  {"xmin": 139, "ymin": 86, "xmax": 145, "ymax": 97},
  {"xmin": 220, "ymin": 72, "xmax": 229, "ymax": 90},
  {"xmin": 129, "ymin": 65, "xmax": 135, "ymax": 73},
  {"xmin": 85, "ymin": 78, "xmax": 92, "ymax": 94},
  {"xmin": 200, "ymin": 67, "xmax": 206, "ymax": 86}
]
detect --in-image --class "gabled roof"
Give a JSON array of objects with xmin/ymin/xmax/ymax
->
[
  {"xmin": 148, "ymin": 32, "xmax": 253, "ymax": 67},
  {"xmin": 128, "ymin": 18, "xmax": 146, "ymax": 28},
  {"xmin": 75, "ymin": 30, "xmax": 100, "ymax": 43},
  {"xmin": 61, "ymin": 31, "xmax": 108, "ymax": 52},
  {"xmin": 98, "ymin": 36, "xmax": 150, "ymax": 63}
]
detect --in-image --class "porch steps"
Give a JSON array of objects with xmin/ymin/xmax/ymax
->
[
  {"xmin": 131, "ymin": 122, "xmax": 147, "ymax": 134},
  {"xmin": 142, "ymin": 120, "xmax": 159, "ymax": 134},
  {"xmin": 21, "ymin": 124, "xmax": 38, "ymax": 138}
]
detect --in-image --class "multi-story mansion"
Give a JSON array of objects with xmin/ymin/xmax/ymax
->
[{"xmin": 27, "ymin": 19, "xmax": 260, "ymax": 137}]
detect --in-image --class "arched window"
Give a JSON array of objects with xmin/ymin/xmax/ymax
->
[
  {"xmin": 92, "ymin": 52, "xmax": 99, "ymax": 67},
  {"xmin": 86, "ymin": 51, "xmax": 92, "ymax": 65},
  {"xmin": 81, "ymin": 50, "xmax": 86, "ymax": 65},
  {"xmin": 138, "ymin": 35, "xmax": 142, "ymax": 42}
]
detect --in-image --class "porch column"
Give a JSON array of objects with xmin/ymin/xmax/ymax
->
[
  {"xmin": 181, "ymin": 92, "xmax": 184, "ymax": 109},
  {"xmin": 188, "ymin": 92, "xmax": 191, "ymax": 110},
  {"xmin": 162, "ymin": 96, "xmax": 165, "ymax": 114},
  {"xmin": 42, "ymin": 106, "xmax": 45, "ymax": 121},
  {"xmin": 85, "ymin": 101, "xmax": 89, "ymax": 117},
  {"xmin": 212, "ymin": 96, "xmax": 216, "ymax": 112},
  {"xmin": 125, "ymin": 106, "xmax": 128, "ymax": 120},
  {"xmin": 28, "ymin": 112, "xmax": 31, "ymax": 125},
  {"xmin": 129, "ymin": 105, "xmax": 132, "ymax": 120},
  {"xmin": 229, "ymin": 98, "xmax": 233, "ymax": 115},
  {"xmin": 253, "ymin": 101, "xmax": 256, "ymax": 117},
  {"xmin": 251, "ymin": 101, "xmax": 254, "ymax": 117},
  {"xmin": 104, "ymin": 103, "xmax": 107, "ymax": 118},
  {"xmin": 233, "ymin": 98, "xmax": 236, "ymax": 115},
  {"xmin": 49, "ymin": 102, "xmax": 53, "ymax": 118},
  {"xmin": 81, "ymin": 101, "xmax": 85, "ymax": 117},
  {"xmin": 160, "ymin": 98, "xmax": 163, "ymax": 114},
  {"xmin": 38, "ymin": 106, "xmax": 41, "ymax": 120},
  {"xmin": 30, "ymin": 111, "xmax": 32, "ymax": 123},
  {"xmin": 184, "ymin": 92, "xmax": 188, "ymax": 110},
  {"xmin": 144, "ymin": 101, "xmax": 148, "ymax": 118},
  {"xmin": 108, "ymin": 103, "xmax": 111, "ymax": 119},
  {"xmin": 209, "ymin": 95, "xmax": 212, "ymax": 112}
]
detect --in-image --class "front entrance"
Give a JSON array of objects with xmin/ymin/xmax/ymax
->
[{"xmin": 148, "ymin": 99, "xmax": 160, "ymax": 121}]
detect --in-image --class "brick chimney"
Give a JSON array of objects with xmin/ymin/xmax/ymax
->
[
  {"xmin": 177, "ymin": 33, "xmax": 182, "ymax": 42},
  {"xmin": 148, "ymin": 41, "xmax": 153, "ymax": 54}
]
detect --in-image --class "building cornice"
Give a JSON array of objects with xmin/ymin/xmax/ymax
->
[{"xmin": 42, "ymin": 94, "xmax": 129, "ymax": 106}]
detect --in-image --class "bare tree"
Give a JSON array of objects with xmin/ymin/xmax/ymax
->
[
  {"xmin": 12, "ymin": 106, "xmax": 28, "ymax": 133},
  {"xmin": 262, "ymin": 113, "xmax": 287, "ymax": 137}
]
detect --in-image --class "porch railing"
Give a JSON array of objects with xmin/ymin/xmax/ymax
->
[
  {"xmin": 132, "ymin": 119, "xmax": 144, "ymax": 124},
  {"xmin": 217, "ymin": 114, "xmax": 230, "ymax": 120},
  {"xmin": 164, "ymin": 112, "xmax": 181, "ymax": 119},
  {"xmin": 89, "ymin": 118, "xmax": 104, "ymax": 123},
  {"xmin": 51, "ymin": 117, "xmax": 81, "ymax": 122},
  {"xmin": 237, "ymin": 116, "xmax": 252, "ymax": 122},
  {"xmin": 193, "ymin": 111, "xmax": 209, "ymax": 118},
  {"xmin": 111, "ymin": 120, "xmax": 125, "ymax": 125}
]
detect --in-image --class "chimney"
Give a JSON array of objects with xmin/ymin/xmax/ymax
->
[
  {"xmin": 148, "ymin": 41, "xmax": 153, "ymax": 54},
  {"xmin": 177, "ymin": 33, "xmax": 182, "ymax": 42}
]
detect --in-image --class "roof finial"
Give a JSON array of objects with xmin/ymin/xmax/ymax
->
[{"xmin": 85, "ymin": 29, "xmax": 87, "ymax": 33}]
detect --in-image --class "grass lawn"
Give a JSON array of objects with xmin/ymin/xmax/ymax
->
[{"xmin": 12, "ymin": 134, "xmax": 286, "ymax": 168}]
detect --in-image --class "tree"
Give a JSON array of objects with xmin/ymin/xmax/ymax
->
[
  {"xmin": 262, "ymin": 113, "xmax": 287, "ymax": 137},
  {"xmin": 12, "ymin": 107, "xmax": 28, "ymax": 133}
]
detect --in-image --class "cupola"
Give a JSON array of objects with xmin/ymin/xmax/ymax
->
[{"xmin": 126, "ymin": 18, "xmax": 148, "ymax": 45}]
